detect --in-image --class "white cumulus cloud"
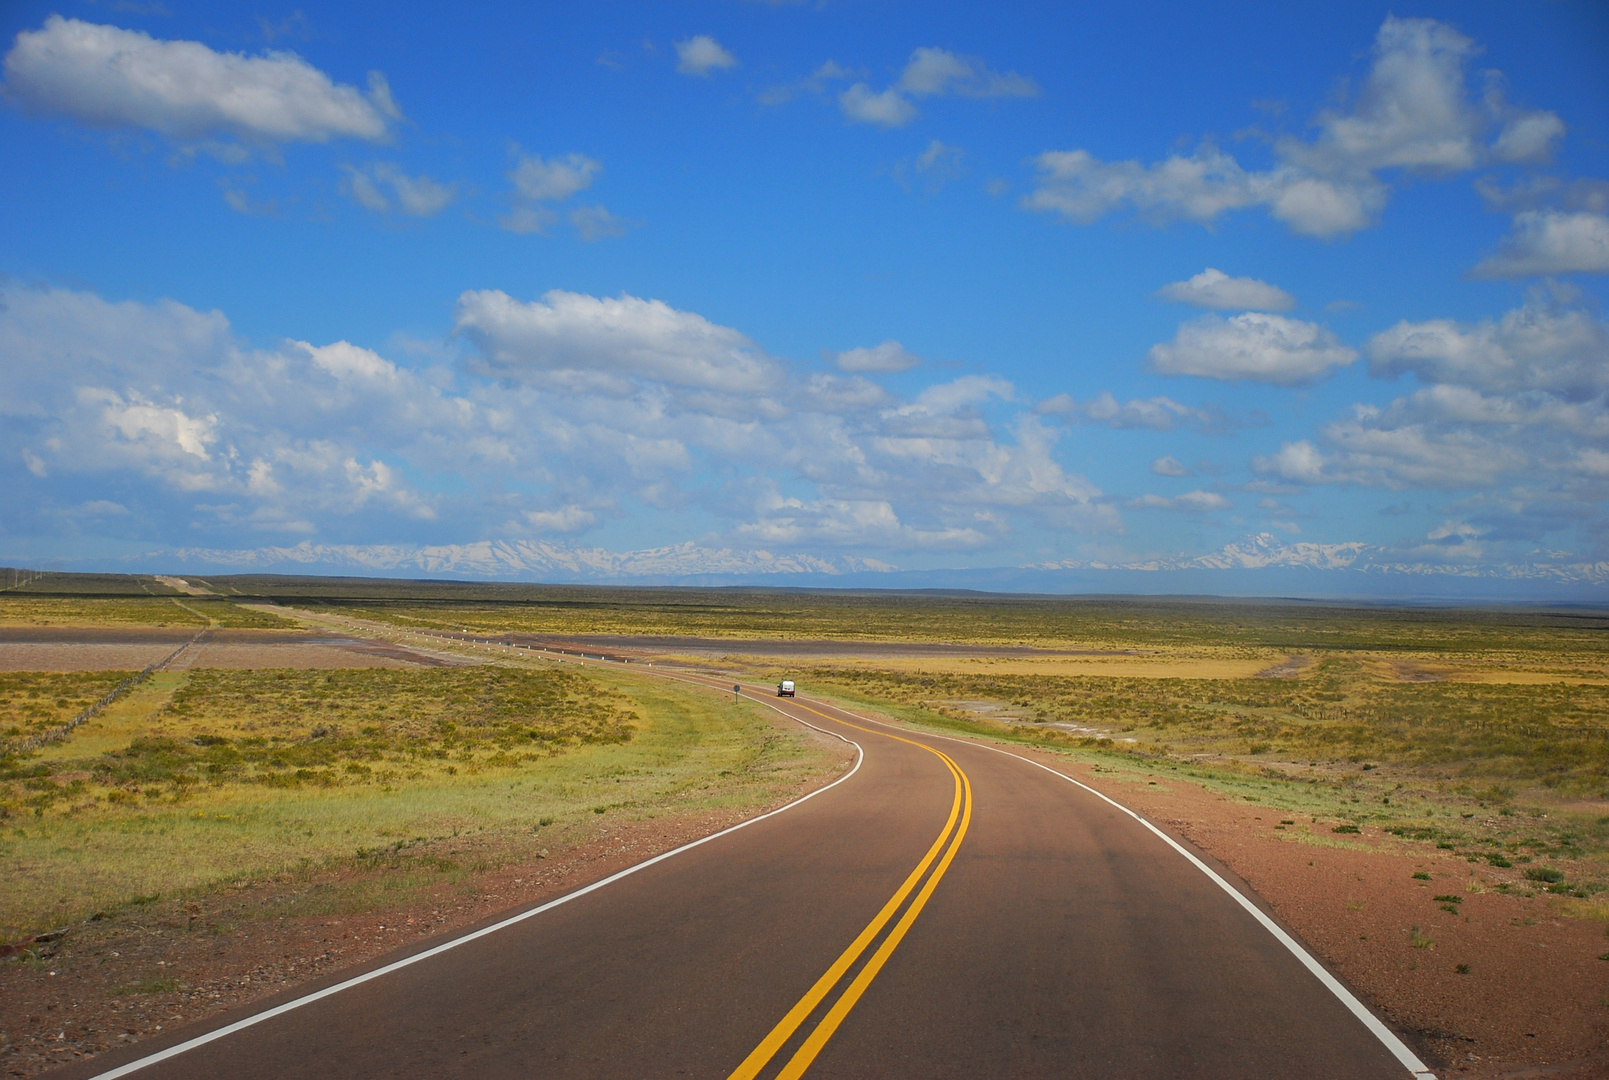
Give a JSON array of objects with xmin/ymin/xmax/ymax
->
[
  {"xmin": 508, "ymin": 152, "xmax": 600, "ymax": 202},
  {"xmin": 1471, "ymin": 211, "xmax": 1609, "ymax": 279},
  {"xmin": 1283, "ymin": 17, "xmax": 1485, "ymax": 175},
  {"xmin": 838, "ymin": 83, "xmax": 916, "ymax": 128},
  {"xmin": 341, "ymin": 163, "xmax": 456, "ymax": 217},
  {"xmin": 523, "ymin": 506, "xmax": 598, "ymax": 533},
  {"xmin": 499, "ymin": 206, "xmax": 558, "ymax": 236},
  {"xmin": 569, "ymin": 204, "xmax": 632, "ymax": 241},
  {"xmin": 3, "ymin": 16, "xmax": 396, "ymax": 145},
  {"xmin": 295, "ymin": 340, "xmax": 397, "ymax": 383},
  {"xmin": 501, "ymin": 151, "xmax": 607, "ymax": 236},
  {"xmin": 1, "ymin": 284, "xmax": 1125, "ymax": 559},
  {"xmin": 833, "ymin": 341, "xmax": 922, "ymax": 373},
  {"xmin": 1316, "ymin": 410, "xmax": 1528, "ymax": 489},
  {"xmin": 1259, "ymin": 296, "xmax": 1609, "ymax": 498},
  {"xmin": 1157, "ymin": 268, "xmax": 1295, "ymax": 311},
  {"xmin": 1253, "ymin": 440, "xmax": 1327, "ymax": 484},
  {"xmin": 737, "ymin": 494, "xmax": 989, "ymax": 550},
  {"xmin": 838, "ymin": 46, "xmax": 1034, "ymax": 128},
  {"xmin": 675, "ymin": 35, "xmax": 737, "ymax": 77},
  {"xmin": 1036, "ymin": 392, "xmax": 1233, "ymax": 432},
  {"xmin": 1366, "ymin": 295, "xmax": 1609, "ymax": 398},
  {"xmin": 1490, "ymin": 109, "xmax": 1566, "ymax": 164},
  {"xmin": 1024, "ymin": 16, "xmax": 1565, "ymax": 239},
  {"xmin": 1024, "ymin": 145, "xmax": 1261, "ymax": 225},
  {"xmin": 454, "ymin": 289, "xmax": 782, "ymax": 394},
  {"xmin": 1128, "ymin": 490, "xmax": 1230, "ymax": 512},
  {"xmin": 1149, "ymin": 313, "xmax": 1358, "ymax": 385},
  {"xmin": 897, "ymin": 47, "xmax": 1037, "ymax": 99},
  {"xmin": 1151, "ymin": 456, "xmax": 1191, "ymax": 477}
]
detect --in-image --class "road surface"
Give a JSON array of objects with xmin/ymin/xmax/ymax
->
[{"xmin": 60, "ymin": 677, "xmax": 1433, "ymax": 1080}]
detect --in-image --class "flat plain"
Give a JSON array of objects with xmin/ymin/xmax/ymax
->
[
  {"xmin": 235, "ymin": 577, "xmax": 1609, "ymax": 883},
  {"xmin": 2, "ymin": 574, "xmax": 1606, "ymax": 1078}
]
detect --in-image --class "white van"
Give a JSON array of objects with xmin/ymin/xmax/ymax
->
[{"xmin": 777, "ymin": 680, "xmax": 795, "ymax": 697}]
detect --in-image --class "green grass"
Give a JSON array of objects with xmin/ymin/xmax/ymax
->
[{"xmin": 0, "ymin": 663, "xmax": 842, "ymax": 939}]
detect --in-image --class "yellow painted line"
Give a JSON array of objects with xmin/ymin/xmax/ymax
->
[
  {"xmin": 725, "ymin": 697, "xmax": 972, "ymax": 1080},
  {"xmin": 777, "ymin": 751, "xmax": 971, "ymax": 1079},
  {"xmin": 724, "ymin": 751, "xmax": 961, "ymax": 1080}
]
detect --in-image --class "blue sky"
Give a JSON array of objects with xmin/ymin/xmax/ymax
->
[{"xmin": 2, "ymin": 1, "xmax": 1607, "ymax": 594}]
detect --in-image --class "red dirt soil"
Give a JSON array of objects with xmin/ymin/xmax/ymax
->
[{"xmin": 1010, "ymin": 745, "xmax": 1609, "ymax": 1079}]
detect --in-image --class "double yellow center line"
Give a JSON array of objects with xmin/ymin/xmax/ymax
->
[{"xmin": 727, "ymin": 700, "xmax": 974, "ymax": 1080}]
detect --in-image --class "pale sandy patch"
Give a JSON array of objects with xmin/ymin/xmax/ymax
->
[
  {"xmin": 171, "ymin": 642, "xmax": 425, "ymax": 670},
  {"xmin": 0, "ymin": 644, "xmax": 175, "ymax": 672},
  {"xmin": 1365, "ymin": 657, "xmax": 1609, "ymax": 685},
  {"xmin": 155, "ymin": 576, "xmax": 210, "ymax": 596}
]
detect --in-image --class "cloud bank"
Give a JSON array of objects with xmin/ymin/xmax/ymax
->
[
  {"xmin": 3, "ymin": 16, "xmax": 398, "ymax": 146},
  {"xmin": 1024, "ymin": 16, "xmax": 1564, "ymax": 238},
  {"xmin": 1, "ymin": 282, "xmax": 1113, "ymax": 560}
]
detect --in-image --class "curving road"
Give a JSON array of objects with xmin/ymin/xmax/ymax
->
[{"xmin": 59, "ymin": 678, "xmax": 1435, "ymax": 1080}]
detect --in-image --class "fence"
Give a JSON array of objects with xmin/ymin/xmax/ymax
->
[
  {"xmin": 2, "ymin": 629, "xmax": 205, "ymax": 757},
  {"xmin": 0, "ymin": 567, "xmax": 48, "ymax": 591}
]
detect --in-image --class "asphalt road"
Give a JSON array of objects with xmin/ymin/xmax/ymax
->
[{"xmin": 60, "ymin": 680, "xmax": 1433, "ymax": 1080}]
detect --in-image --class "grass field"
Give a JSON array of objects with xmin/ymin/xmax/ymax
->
[
  {"xmin": 790, "ymin": 662, "xmax": 1609, "ymax": 792},
  {"xmin": 768, "ymin": 661, "xmax": 1609, "ymax": 898},
  {"xmin": 0, "ymin": 660, "xmax": 840, "ymax": 940},
  {"xmin": 4, "ymin": 575, "xmax": 1605, "ymax": 932},
  {"xmin": 0, "ymin": 594, "xmax": 297, "ymax": 629},
  {"xmin": 244, "ymin": 585, "xmax": 1606, "ymax": 896},
  {"xmin": 198, "ymin": 575, "xmax": 1609, "ymax": 656},
  {"xmin": 0, "ymin": 572, "xmax": 180, "ymax": 596},
  {"xmin": 1, "ymin": 671, "xmax": 135, "ymax": 744}
]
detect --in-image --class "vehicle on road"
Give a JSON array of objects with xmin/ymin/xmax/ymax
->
[{"xmin": 777, "ymin": 680, "xmax": 795, "ymax": 697}]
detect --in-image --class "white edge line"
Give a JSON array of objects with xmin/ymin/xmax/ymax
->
[
  {"xmin": 822, "ymin": 703, "xmax": 1437, "ymax": 1080},
  {"xmin": 86, "ymin": 696, "xmax": 863, "ymax": 1080}
]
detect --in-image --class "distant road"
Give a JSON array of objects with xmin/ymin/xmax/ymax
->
[{"xmin": 62, "ymin": 679, "xmax": 1433, "ymax": 1080}]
